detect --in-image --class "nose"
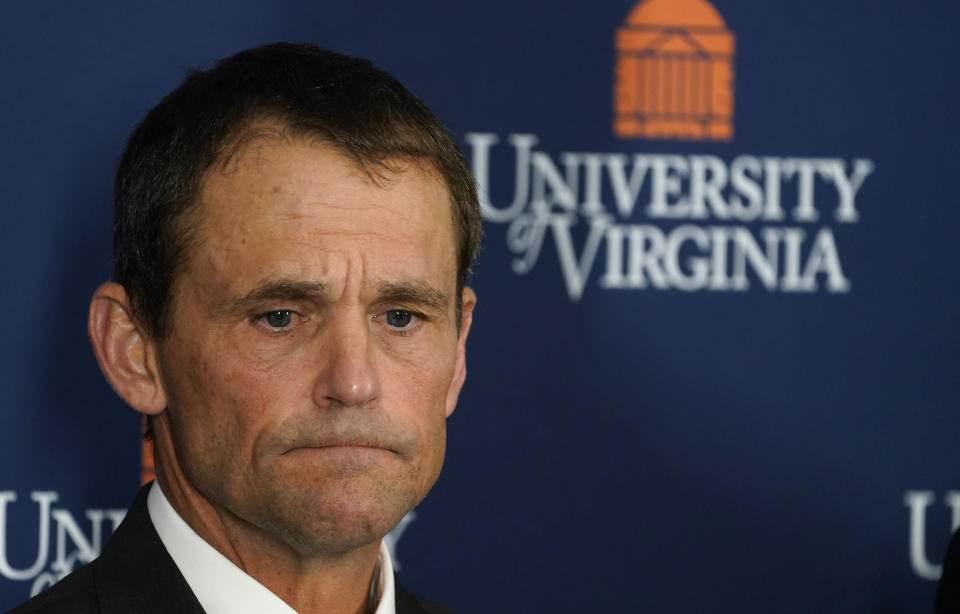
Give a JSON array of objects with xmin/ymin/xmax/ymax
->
[{"xmin": 312, "ymin": 312, "xmax": 381, "ymax": 409}]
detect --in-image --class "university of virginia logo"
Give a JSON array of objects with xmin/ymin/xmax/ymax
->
[
  {"xmin": 614, "ymin": 0, "xmax": 735, "ymax": 140},
  {"xmin": 467, "ymin": 0, "xmax": 874, "ymax": 301}
]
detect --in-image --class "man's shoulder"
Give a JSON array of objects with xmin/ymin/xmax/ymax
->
[
  {"xmin": 6, "ymin": 484, "xmax": 202, "ymax": 614},
  {"xmin": 395, "ymin": 584, "xmax": 458, "ymax": 614},
  {"xmin": 5, "ymin": 565, "xmax": 99, "ymax": 614}
]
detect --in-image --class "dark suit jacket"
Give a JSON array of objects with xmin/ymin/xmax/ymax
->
[
  {"xmin": 6, "ymin": 485, "xmax": 454, "ymax": 614},
  {"xmin": 937, "ymin": 527, "xmax": 960, "ymax": 613}
]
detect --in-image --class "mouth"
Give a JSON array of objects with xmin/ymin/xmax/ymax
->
[
  {"xmin": 282, "ymin": 443, "xmax": 401, "ymax": 456},
  {"xmin": 280, "ymin": 444, "xmax": 403, "ymax": 472}
]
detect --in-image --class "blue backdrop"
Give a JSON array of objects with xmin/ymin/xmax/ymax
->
[{"xmin": 1, "ymin": 1, "xmax": 959, "ymax": 612}]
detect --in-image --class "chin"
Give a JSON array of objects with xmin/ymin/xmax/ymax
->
[{"xmin": 255, "ymin": 479, "xmax": 420, "ymax": 556}]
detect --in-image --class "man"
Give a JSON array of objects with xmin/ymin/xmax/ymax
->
[{"xmin": 10, "ymin": 42, "xmax": 480, "ymax": 614}]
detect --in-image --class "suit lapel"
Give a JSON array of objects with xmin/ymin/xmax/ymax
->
[
  {"xmin": 92, "ymin": 484, "xmax": 205, "ymax": 614},
  {"xmin": 395, "ymin": 583, "xmax": 455, "ymax": 614},
  {"xmin": 395, "ymin": 585, "xmax": 431, "ymax": 614}
]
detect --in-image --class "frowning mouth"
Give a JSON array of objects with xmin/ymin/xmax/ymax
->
[
  {"xmin": 282, "ymin": 443, "xmax": 401, "ymax": 456},
  {"xmin": 280, "ymin": 445, "xmax": 403, "ymax": 469}
]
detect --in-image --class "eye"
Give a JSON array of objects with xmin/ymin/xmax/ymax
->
[
  {"xmin": 262, "ymin": 310, "xmax": 294, "ymax": 329},
  {"xmin": 384, "ymin": 309, "xmax": 414, "ymax": 329}
]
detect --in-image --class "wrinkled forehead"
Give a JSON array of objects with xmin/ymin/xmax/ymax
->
[
  {"xmin": 207, "ymin": 133, "xmax": 451, "ymax": 229},
  {"xmin": 184, "ymin": 136, "xmax": 458, "ymax": 291}
]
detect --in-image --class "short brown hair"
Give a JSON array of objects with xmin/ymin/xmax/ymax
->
[{"xmin": 114, "ymin": 42, "xmax": 481, "ymax": 338}]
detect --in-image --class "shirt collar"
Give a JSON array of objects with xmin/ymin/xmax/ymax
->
[{"xmin": 147, "ymin": 482, "xmax": 396, "ymax": 614}]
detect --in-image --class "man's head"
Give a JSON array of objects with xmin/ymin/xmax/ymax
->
[
  {"xmin": 89, "ymin": 43, "xmax": 480, "ymax": 557},
  {"xmin": 114, "ymin": 42, "xmax": 481, "ymax": 339}
]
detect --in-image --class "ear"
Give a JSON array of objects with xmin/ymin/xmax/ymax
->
[
  {"xmin": 444, "ymin": 286, "xmax": 476, "ymax": 418},
  {"xmin": 87, "ymin": 282, "xmax": 168, "ymax": 416}
]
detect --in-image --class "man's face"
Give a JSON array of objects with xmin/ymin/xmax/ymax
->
[{"xmin": 151, "ymin": 136, "xmax": 471, "ymax": 555}]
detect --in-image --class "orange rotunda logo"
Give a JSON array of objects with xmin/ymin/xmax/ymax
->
[{"xmin": 614, "ymin": 0, "xmax": 735, "ymax": 141}]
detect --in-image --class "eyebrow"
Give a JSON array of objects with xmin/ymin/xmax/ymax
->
[
  {"xmin": 375, "ymin": 280, "xmax": 450, "ymax": 314},
  {"xmin": 220, "ymin": 278, "xmax": 450, "ymax": 314},
  {"xmin": 222, "ymin": 280, "xmax": 328, "ymax": 313}
]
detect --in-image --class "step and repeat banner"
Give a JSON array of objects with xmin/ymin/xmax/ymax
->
[{"xmin": 1, "ymin": 1, "xmax": 958, "ymax": 612}]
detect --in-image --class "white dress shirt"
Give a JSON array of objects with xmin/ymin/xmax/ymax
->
[{"xmin": 147, "ymin": 482, "xmax": 396, "ymax": 614}]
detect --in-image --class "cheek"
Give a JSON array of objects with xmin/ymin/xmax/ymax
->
[
  {"xmin": 416, "ymin": 421, "xmax": 447, "ymax": 496},
  {"xmin": 161, "ymin": 338, "xmax": 294, "ymax": 473},
  {"xmin": 384, "ymin": 343, "xmax": 456, "ymax": 416},
  {"xmin": 382, "ymin": 347, "xmax": 455, "ymax": 470}
]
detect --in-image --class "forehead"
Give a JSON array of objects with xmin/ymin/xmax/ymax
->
[{"xmin": 187, "ymin": 137, "xmax": 457, "ymax": 294}]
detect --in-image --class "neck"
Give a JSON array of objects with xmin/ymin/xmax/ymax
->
[{"xmin": 151, "ymin": 420, "xmax": 382, "ymax": 614}]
